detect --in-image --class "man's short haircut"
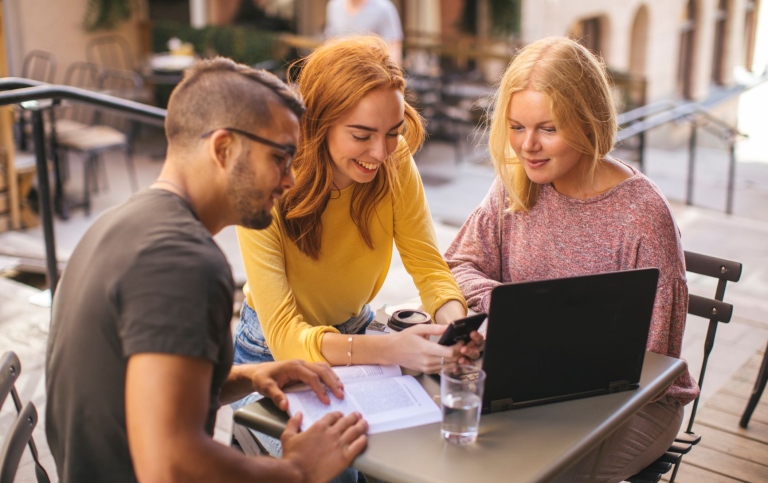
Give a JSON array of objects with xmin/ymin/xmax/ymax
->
[{"xmin": 165, "ymin": 57, "xmax": 305, "ymax": 146}]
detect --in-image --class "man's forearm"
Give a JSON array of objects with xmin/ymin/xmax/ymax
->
[
  {"xmin": 137, "ymin": 431, "xmax": 304, "ymax": 483},
  {"xmin": 220, "ymin": 363, "xmax": 260, "ymax": 405}
]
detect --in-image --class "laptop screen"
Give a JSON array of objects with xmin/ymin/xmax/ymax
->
[{"xmin": 482, "ymin": 268, "xmax": 659, "ymax": 412}]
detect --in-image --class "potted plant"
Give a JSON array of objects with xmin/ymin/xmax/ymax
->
[{"xmin": 83, "ymin": 0, "xmax": 135, "ymax": 31}]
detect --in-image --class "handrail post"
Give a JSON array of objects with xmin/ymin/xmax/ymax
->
[
  {"xmin": 47, "ymin": 102, "xmax": 66, "ymax": 219},
  {"xmin": 638, "ymin": 128, "xmax": 646, "ymax": 172},
  {"xmin": 686, "ymin": 122, "xmax": 697, "ymax": 206},
  {"xmin": 30, "ymin": 108, "xmax": 59, "ymax": 295},
  {"xmin": 726, "ymin": 139, "xmax": 736, "ymax": 215}
]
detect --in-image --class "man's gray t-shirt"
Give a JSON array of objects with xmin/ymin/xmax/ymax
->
[
  {"xmin": 325, "ymin": 0, "xmax": 403, "ymax": 41},
  {"xmin": 45, "ymin": 189, "xmax": 234, "ymax": 483}
]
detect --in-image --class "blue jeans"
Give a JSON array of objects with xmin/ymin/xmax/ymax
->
[{"xmin": 231, "ymin": 302, "xmax": 374, "ymax": 482}]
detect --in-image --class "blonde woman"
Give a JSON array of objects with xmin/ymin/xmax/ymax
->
[
  {"xmin": 445, "ymin": 37, "xmax": 699, "ymax": 482},
  {"xmin": 233, "ymin": 36, "xmax": 480, "ymax": 386}
]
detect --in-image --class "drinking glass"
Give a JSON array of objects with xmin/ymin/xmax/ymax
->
[{"xmin": 440, "ymin": 364, "xmax": 486, "ymax": 444}]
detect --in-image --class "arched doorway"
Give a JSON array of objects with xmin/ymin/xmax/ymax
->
[
  {"xmin": 629, "ymin": 5, "xmax": 649, "ymax": 78},
  {"xmin": 569, "ymin": 15, "xmax": 609, "ymax": 58},
  {"xmin": 629, "ymin": 4, "xmax": 649, "ymax": 105},
  {"xmin": 743, "ymin": 0, "xmax": 760, "ymax": 71}
]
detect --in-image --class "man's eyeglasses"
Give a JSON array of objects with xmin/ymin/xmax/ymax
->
[{"xmin": 201, "ymin": 127, "xmax": 296, "ymax": 174}]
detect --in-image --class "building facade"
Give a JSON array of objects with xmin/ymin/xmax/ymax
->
[{"xmin": 520, "ymin": 0, "xmax": 763, "ymax": 105}]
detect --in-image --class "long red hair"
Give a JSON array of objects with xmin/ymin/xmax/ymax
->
[{"xmin": 279, "ymin": 35, "xmax": 425, "ymax": 259}]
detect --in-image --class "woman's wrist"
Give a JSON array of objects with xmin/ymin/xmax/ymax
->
[
  {"xmin": 434, "ymin": 299, "xmax": 467, "ymax": 325},
  {"xmin": 371, "ymin": 334, "xmax": 397, "ymax": 366}
]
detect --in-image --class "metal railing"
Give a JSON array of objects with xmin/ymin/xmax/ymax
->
[
  {"xmin": 0, "ymin": 72, "xmax": 766, "ymax": 295},
  {"xmin": 616, "ymin": 72, "xmax": 768, "ymax": 215},
  {"xmin": 0, "ymin": 77, "xmax": 166, "ymax": 295}
]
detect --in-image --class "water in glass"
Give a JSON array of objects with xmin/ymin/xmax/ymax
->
[{"xmin": 441, "ymin": 391, "xmax": 481, "ymax": 444}]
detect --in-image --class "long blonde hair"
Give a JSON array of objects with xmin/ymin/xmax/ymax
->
[
  {"xmin": 488, "ymin": 36, "xmax": 617, "ymax": 211},
  {"xmin": 279, "ymin": 35, "xmax": 425, "ymax": 259}
]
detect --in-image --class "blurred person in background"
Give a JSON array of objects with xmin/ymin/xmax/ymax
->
[{"xmin": 325, "ymin": 0, "xmax": 403, "ymax": 66}]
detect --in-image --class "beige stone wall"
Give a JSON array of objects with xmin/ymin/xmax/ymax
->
[
  {"xmin": 520, "ymin": 0, "xmax": 759, "ymax": 104},
  {"xmin": 295, "ymin": 0, "xmax": 328, "ymax": 37},
  {"xmin": 4, "ymin": 0, "xmax": 147, "ymax": 83}
]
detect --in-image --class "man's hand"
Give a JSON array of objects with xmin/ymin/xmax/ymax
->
[
  {"xmin": 126, "ymin": 354, "xmax": 363, "ymax": 482},
  {"xmin": 282, "ymin": 411, "xmax": 368, "ymax": 483},
  {"xmin": 223, "ymin": 360, "xmax": 344, "ymax": 409}
]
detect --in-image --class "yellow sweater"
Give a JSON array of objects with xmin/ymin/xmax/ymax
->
[{"xmin": 237, "ymin": 155, "xmax": 466, "ymax": 362}]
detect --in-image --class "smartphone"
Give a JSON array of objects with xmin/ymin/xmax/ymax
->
[{"xmin": 437, "ymin": 313, "xmax": 487, "ymax": 346}]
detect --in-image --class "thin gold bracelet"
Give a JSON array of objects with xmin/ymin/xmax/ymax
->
[{"xmin": 346, "ymin": 335, "xmax": 354, "ymax": 366}]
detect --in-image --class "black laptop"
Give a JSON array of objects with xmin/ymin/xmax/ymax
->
[{"xmin": 480, "ymin": 268, "xmax": 659, "ymax": 413}]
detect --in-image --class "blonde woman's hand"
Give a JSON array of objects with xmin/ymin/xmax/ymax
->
[{"xmin": 458, "ymin": 331, "xmax": 485, "ymax": 365}]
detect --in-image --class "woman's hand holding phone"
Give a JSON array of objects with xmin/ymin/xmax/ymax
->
[{"xmin": 438, "ymin": 313, "xmax": 486, "ymax": 364}]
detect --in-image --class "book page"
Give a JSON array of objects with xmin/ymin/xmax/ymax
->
[
  {"xmin": 284, "ymin": 364, "xmax": 401, "ymax": 393},
  {"xmin": 331, "ymin": 364, "xmax": 402, "ymax": 382},
  {"xmin": 286, "ymin": 375, "xmax": 441, "ymax": 434}
]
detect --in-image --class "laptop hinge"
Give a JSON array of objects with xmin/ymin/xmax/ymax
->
[
  {"xmin": 608, "ymin": 380, "xmax": 630, "ymax": 393},
  {"xmin": 490, "ymin": 398, "xmax": 515, "ymax": 412}
]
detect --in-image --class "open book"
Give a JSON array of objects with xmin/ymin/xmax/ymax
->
[{"xmin": 285, "ymin": 364, "xmax": 441, "ymax": 434}]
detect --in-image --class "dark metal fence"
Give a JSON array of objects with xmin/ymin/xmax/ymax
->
[
  {"xmin": 616, "ymin": 73, "xmax": 768, "ymax": 215},
  {"xmin": 0, "ymin": 78, "xmax": 166, "ymax": 295},
  {"xmin": 0, "ymin": 71, "xmax": 766, "ymax": 296}
]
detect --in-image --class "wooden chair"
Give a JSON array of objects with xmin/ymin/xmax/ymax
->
[
  {"xmin": 85, "ymin": 33, "xmax": 136, "ymax": 72},
  {"xmin": 56, "ymin": 61, "xmax": 101, "ymax": 137},
  {"xmin": 55, "ymin": 63, "xmax": 140, "ymax": 215},
  {"xmin": 408, "ymin": 74, "xmax": 467, "ymax": 164},
  {"xmin": 17, "ymin": 50, "xmax": 57, "ymax": 151},
  {"xmin": 627, "ymin": 250, "xmax": 743, "ymax": 483},
  {"xmin": 84, "ymin": 33, "xmax": 149, "ymax": 103},
  {"xmin": 21, "ymin": 50, "xmax": 57, "ymax": 83},
  {"xmin": 0, "ymin": 351, "xmax": 50, "ymax": 483}
]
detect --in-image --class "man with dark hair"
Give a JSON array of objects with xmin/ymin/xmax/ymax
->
[{"xmin": 45, "ymin": 58, "xmax": 367, "ymax": 483}]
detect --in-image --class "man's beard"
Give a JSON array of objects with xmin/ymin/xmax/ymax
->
[
  {"xmin": 230, "ymin": 154, "xmax": 275, "ymax": 230},
  {"xmin": 239, "ymin": 203, "xmax": 273, "ymax": 230}
]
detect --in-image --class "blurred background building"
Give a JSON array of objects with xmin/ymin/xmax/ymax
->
[
  {"xmin": 2, "ymin": 0, "xmax": 765, "ymax": 138},
  {"xmin": 4, "ymin": 1, "xmax": 765, "ymax": 99},
  {"xmin": 1, "ymin": 4, "xmax": 768, "ymax": 481}
]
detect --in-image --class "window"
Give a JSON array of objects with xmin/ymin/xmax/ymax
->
[{"xmin": 576, "ymin": 17, "xmax": 602, "ymax": 55}]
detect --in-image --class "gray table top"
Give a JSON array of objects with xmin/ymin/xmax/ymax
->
[{"xmin": 234, "ymin": 351, "xmax": 686, "ymax": 483}]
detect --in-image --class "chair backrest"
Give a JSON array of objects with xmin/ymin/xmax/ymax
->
[
  {"xmin": 97, "ymin": 68, "xmax": 145, "ymax": 134},
  {"xmin": 86, "ymin": 34, "xmax": 135, "ymax": 72},
  {"xmin": 62, "ymin": 61, "xmax": 102, "ymax": 125},
  {"xmin": 21, "ymin": 50, "xmax": 57, "ymax": 83},
  {"xmin": 0, "ymin": 351, "xmax": 50, "ymax": 483},
  {"xmin": 682, "ymin": 250, "xmax": 743, "ymax": 433}
]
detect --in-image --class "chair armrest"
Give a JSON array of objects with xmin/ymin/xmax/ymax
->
[{"xmin": 675, "ymin": 431, "xmax": 701, "ymax": 446}]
